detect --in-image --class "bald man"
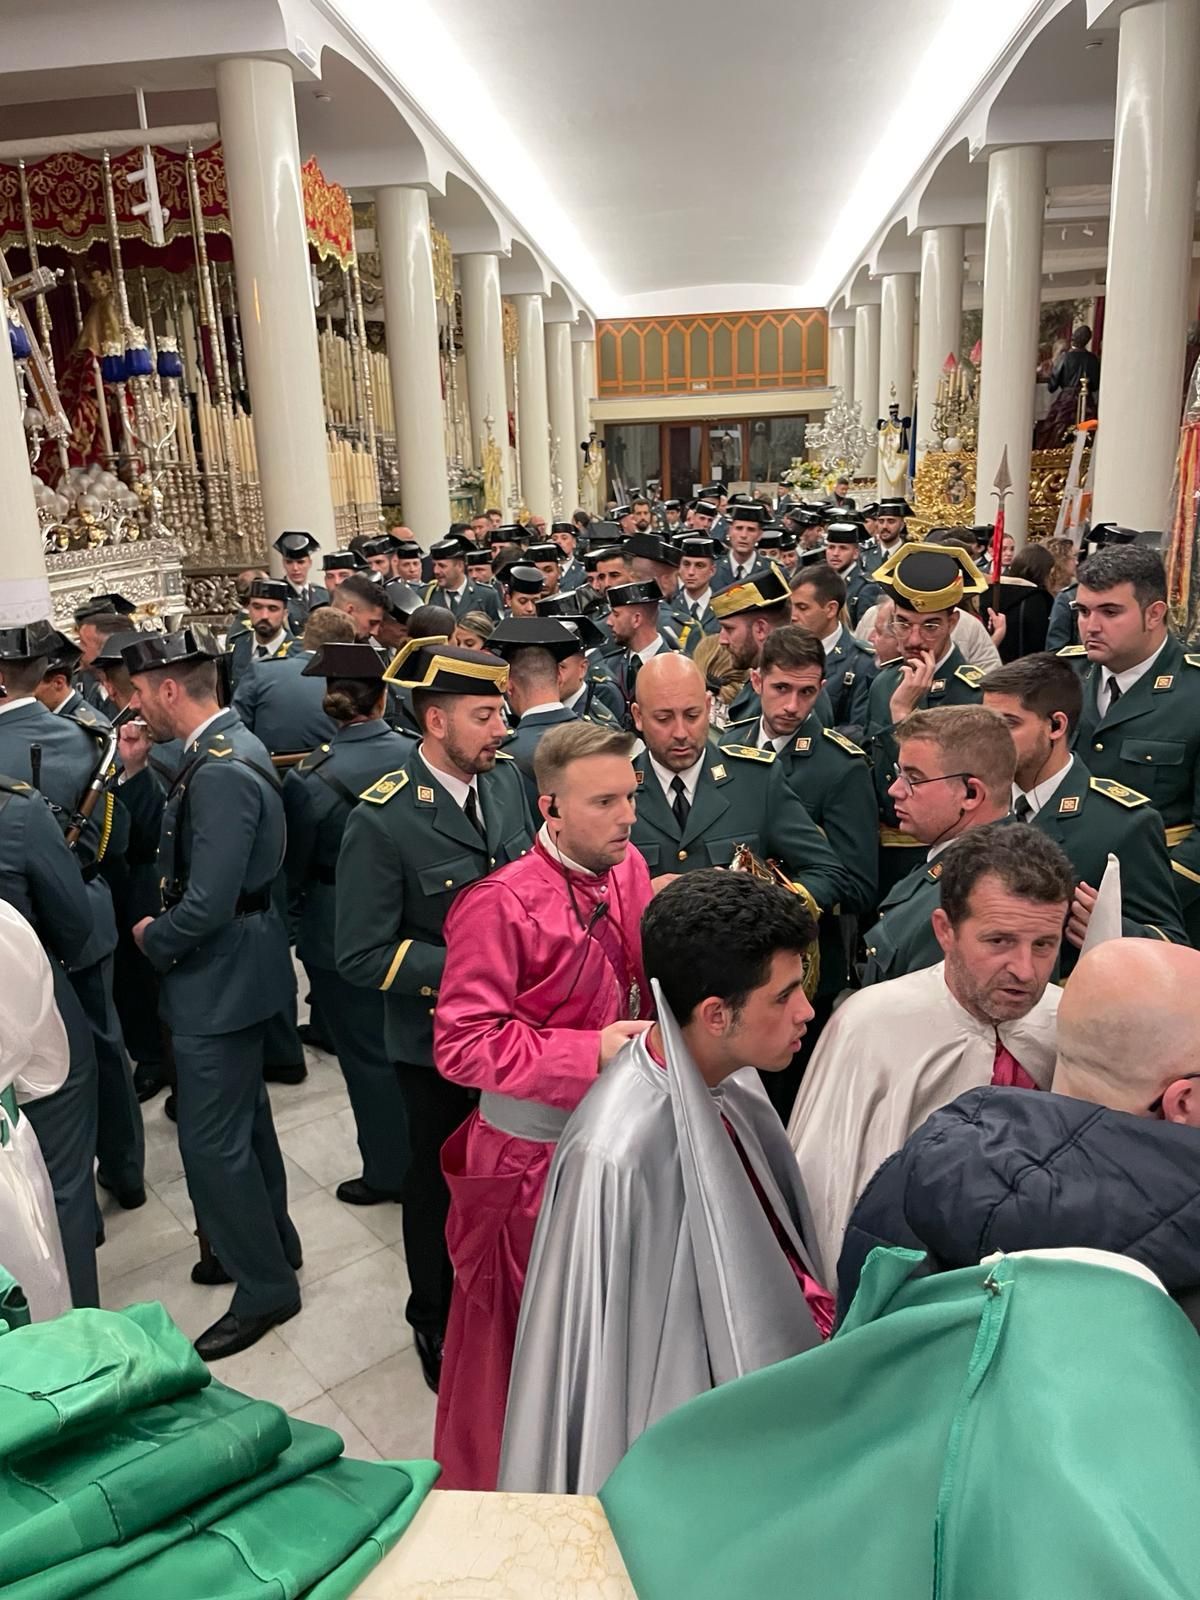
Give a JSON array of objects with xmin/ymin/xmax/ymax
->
[
  {"xmin": 629, "ymin": 654, "xmax": 850, "ymax": 917},
  {"xmin": 837, "ymin": 940, "xmax": 1200, "ymax": 1323}
]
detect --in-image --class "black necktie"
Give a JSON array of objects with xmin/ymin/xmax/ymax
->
[
  {"xmin": 690, "ymin": 601, "xmax": 701, "ymax": 619},
  {"xmin": 463, "ymin": 787, "xmax": 485, "ymax": 840},
  {"xmin": 255, "ymin": 644, "xmax": 269, "ymax": 659},
  {"xmin": 626, "ymin": 653, "xmax": 641, "ymax": 704},
  {"xmin": 1106, "ymin": 676, "xmax": 1123, "ymax": 712},
  {"xmin": 1013, "ymin": 794, "xmax": 1033, "ymax": 821},
  {"xmin": 670, "ymin": 774, "xmax": 691, "ymax": 830}
]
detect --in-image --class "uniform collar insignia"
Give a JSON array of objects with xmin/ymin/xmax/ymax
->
[
  {"xmin": 930, "ymin": 679, "xmax": 945, "ymax": 693},
  {"xmin": 794, "ymin": 736, "xmax": 812, "ymax": 751},
  {"xmin": 711, "ymin": 763, "xmax": 727, "ymax": 781},
  {"xmin": 1154, "ymin": 674, "xmax": 1174, "ymax": 690},
  {"xmin": 635, "ymin": 769, "xmax": 645, "ymax": 785},
  {"xmin": 928, "ymin": 861, "xmax": 944, "ymax": 880},
  {"xmin": 1058, "ymin": 794, "xmax": 1081, "ymax": 814},
  {"xmin": 417, "ymin": 784, "xmax": 435, "ymax": 803}
]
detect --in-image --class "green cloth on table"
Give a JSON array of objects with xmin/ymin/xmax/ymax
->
[
  {"xmin": 601, "ymin": 1249, "xmax": 1200, "ymax": 1600},
  {"xmin": 0, "ymin": 1300, "xmax": 439, "ymax": 1600}
]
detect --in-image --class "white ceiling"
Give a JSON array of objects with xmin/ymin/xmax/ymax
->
[{"xmin": 334, "ymin": 0, "xmax": 1038, "ymax": 317}]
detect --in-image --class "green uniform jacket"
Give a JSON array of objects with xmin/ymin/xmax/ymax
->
[
  {"xmin": 719, "ymin": 716, "xmax": 878, "ymax": 917},
  {"xmin": 501, "ymin": 704, "xmax": 578, "ymax": 811},
  {"xmin": 720, "ymin": 717, "xmax": 878, "ymax": 997},
  {"xmin": 1028, "ymin": 754, "xmax": 1186, "ymax": 968},
  {"xmin": 283, "ymin": 719, "xmax": 416, "ymax": 971},
  {"xmin": 0, "ymin": 696, "xmax": 119, "ymax": 969},
  {"xmin": 423, "ymin": 576, "xmax": 502, "ymax": 621},
  {"xmin": 335, "ymin": 742, "xmax": 534, "ymax": 1065},
  {"xmin": 140, "ymin": 709, "xmax": 296, "ymax": 1035},
  {"xmin": 823, "ymin": 629, "xmax": 875, "ymax": 735},
  {"xmin": 630, "ymin": 744, "xmax": 849, "ymax": 915},
  {"xmin": 1068, "ymin": 635, "xmax": 1200, "ymax": 938},
  {"xmin": 861, "ymin": 852, "xmax": 946, "ymax": 986},
  {"xmin": 230, "ymin": 648, "xmax": 337, "ymax": 755},
  {"xmin": 226, "ymin": 629, "xmax": 299, "ymax": 691}
]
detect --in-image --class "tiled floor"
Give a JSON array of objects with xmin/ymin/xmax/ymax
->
[{"xmin": 98, "ymin": 1042, "xmax": 436, "ymax": 1464}]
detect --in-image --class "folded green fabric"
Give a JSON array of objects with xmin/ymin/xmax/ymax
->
[
  {"xmin": 0, "ymin": 1383, "xmax": 291, "ymax": 1584},
  {"xmin": 0, "ymin": 1418, "xmax": 345, "ymax": 1600},
  {"xmin": 0, "ymin": 1303, "xmax": 208, "ymax": 1460},
  {"xmin": 83, "ymin": 1456, "xmax": 441, "ymax": 1600}
]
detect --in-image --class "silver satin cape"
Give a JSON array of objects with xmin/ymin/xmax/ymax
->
[{"xmin": 498, "ymin": 981, "xmax": 823, "ymax": 1496}]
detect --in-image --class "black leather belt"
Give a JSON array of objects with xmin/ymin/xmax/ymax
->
[{"xmin": 235, "ymin": 888, "xmax": 272, "ymax": 916}]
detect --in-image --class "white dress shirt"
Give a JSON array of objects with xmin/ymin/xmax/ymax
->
[
  {"xmin": 252, "ymin": 630, "xmax": 289, "ymax": 661},
  {"xmin": 649, "ymin": 752, "xmax": 704, "ymax": 808},
  {"xmin": 636, "ymin": 635, "xmax": 668, "ymax": 666},
  {"xmin": 1099, "ymin": 638, "xmax": 1169, "ymax": 717},
  {"xmin": 1012, "ymin": 760, "xmax": 1073, "ymax": 818},
  {"xmin": 822, "ymin": 623, "xmax": 844, "ymax": 657},
  {"xmin": 181, "ymin": 708, "xmax": 227, "ymax": 752},
  {"xmin": 0, "ymin": 696, "xmax": 35, "ymax": 717},
  {"xmin": 419, "ymin": 747, "xmax": 483, "ymax": 826},
  {"xmin": 682, "ymin": 588, "xmax": 712, "ymax": 618}
]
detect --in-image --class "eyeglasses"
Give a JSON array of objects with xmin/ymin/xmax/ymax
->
[
  {"xmin": 891, "ymin": 768, "xmax": 974, "ymax": 799},
  {"xmin": 896, "ymin": 617, "xmax": 950, "ymax": 638},
  {"xmin": 1147, "ymin": 1073, "xmax": 1200, "ymax": 1116}
]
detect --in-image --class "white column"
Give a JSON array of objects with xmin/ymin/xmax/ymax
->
[
  {"xmin": 828, "ymin": 324, "xmax": 855, "ymax": 397},
  {"xmin": 877, "ymin": 273, "xmax": 916, "ymax": 495},
  {"xmin": 973, "ymin": 144, "xmax": 1046, "ymax": 543},
  {"xmin": 376, "ymin": 185, "xmax": 451, "ymax": 545},
  {"xmin": 214, "ymin": 58, "xmax": 335, "ymax": 557},
  {"xmin": 1094, "ymin": 0, "xmax": 1200, "ymax": 528},
  {"xmin": 513, "ymin": 292, "xmax": 552, "ymax": 520},
  {"xmin": 0, "ymin": 336, "xmax": 50, "ymax": 624},
  {"xmin": 460, "ymin": 252, "xmax": 513, "ymax": 511},
  {"xmin": 572, "ymin": 337, "xmax": 596, "ymax": 458},
  {"xmin": 853, "ymin": 302, "xmax": 881, "ymax": 478},
  {"xmin": 916, "ymin": 225, "xmax": 964, "ymax": 456},
  {"xmin": 544, "ymin": 321, "xmax": 576, "ymax": 519}
]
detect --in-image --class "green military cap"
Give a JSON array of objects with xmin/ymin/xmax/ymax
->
[
  {"xmin": 121, "ymin": 626, "xmax": 222, "ymax": 675},
  {"xmin": 872, "ymin": 542, "xmax": 987, "ymax": 614},
  {"xmin": 382, "ymin": 635, "xmax": 509, "ymax": 694}
]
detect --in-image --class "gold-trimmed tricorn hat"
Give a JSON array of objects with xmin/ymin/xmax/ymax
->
[
  {"xmin": 871, "ymin": 542, "xmax": 988, "ymax": 614},
  {"xmin": 381, "ymin": 635, "xmax": 509, "ymax": 693}
]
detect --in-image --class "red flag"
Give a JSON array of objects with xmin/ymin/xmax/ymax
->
[{"xmin": 991, "ymin": 503, "xmax": 1005, "ymax": 577}]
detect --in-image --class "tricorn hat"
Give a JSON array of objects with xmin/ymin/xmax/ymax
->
[
  {"xmin": 121, "ymin": 626, "xmax": 222, "ymax": 676},
  {"xmin": 273, "ymin": 530, "xmax": 320, "ymax": 558},
  {"xmin": 872, "ymin": 543, "xmax": 988, "ymax": 613},
  {"xmin": 382, "ymin": 636, "xmax": 508, "ymax": 693}
]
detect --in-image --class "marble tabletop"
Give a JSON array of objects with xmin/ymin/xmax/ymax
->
[{"xmin": 352, "ymin": 1489, "xmax": 636, "ymax": 1598}]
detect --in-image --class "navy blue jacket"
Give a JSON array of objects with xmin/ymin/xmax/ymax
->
[{"xmin": 838, "ymin": 1085, "xmax": 1200, "ymax": 1325}]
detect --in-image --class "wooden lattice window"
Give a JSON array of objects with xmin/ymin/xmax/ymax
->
[{"xmin": 596, "ymin": 308, "xmax": 827, "ymax": 396}]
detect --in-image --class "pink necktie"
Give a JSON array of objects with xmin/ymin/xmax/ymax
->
[{"xmin": 992, "ymin": 1036, "xmax": 1038, "ymax": 1091}]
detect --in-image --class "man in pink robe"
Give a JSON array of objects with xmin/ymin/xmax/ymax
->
[{"xmin": 433, "ymin": 721, "xmax": 654, "ymax": 1489}]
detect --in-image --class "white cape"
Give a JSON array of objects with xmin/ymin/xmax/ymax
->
[
  {"xmin": 787, "ymin": 962, "xmax": 1061, "ymax": 1287},
  {"xmin": 0, "ymin": 901, "xmax": 72, "ymax": 1321},
  {"xmin": 499, "ymin": 983, "xmax": 822, "ymax": 1496}
]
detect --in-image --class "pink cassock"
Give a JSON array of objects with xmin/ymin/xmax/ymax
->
[{"xmin": 432, "ymin": 839, "xmax": 654, "ymax": 1490}]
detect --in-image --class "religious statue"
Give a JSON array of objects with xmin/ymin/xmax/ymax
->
[
  {"xmin": 877, "ymin": 394, "xmax": 911, "ymax": 498},
  {"xmin": 579, "ymin": 430, "xmax": 605, "ymax": 515},
  {"xmin": 482, "ymin": 414, "xmax": 504, "ymax": 511}
]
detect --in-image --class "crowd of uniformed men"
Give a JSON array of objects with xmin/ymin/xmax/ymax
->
[{"xmin": 0, "ymin": 477, "xmax": 1195, "ymax": 1370}]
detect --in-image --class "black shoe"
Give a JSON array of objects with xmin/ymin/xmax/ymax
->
[
  {"xmin": 133, "ymin": 1063, "xmax": 166, "ymax": 1103},
  {"xmin": 97, "ymin": 1174, "xmax": 147, "ymax": 1211},
  {"xmin": 297, "ymin": 1024, "xmax": 333, "ymax": 1052},
  {"xmin": 164, "ymin": 1092, "xmax": 177, "ymax": 1124},
  {"xmin": 336, "ymin": 1177, "xmax": 405, "ymax": 1207},
  {"xmin": 194, "ymin": 1300, "xmax": 301, "ymax": 1361},
  {"xmin": 264, "ymin": 1061, "xmax": 307, "ymax": 1085},
  {"xmin": 191, "ymin": 1255, "xmax": 233, "ymax": 1286},
  {"xmin": 413, "ymin": 1328, "xmax": 443, "ymax": 1394}
]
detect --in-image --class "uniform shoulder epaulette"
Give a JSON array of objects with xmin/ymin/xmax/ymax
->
[
  {"xmin": 588, "ymin": 665, "xmax": 614, "ymax": 684},
  {"xmin": 823, "ymin": 728, "xmax": 866, "ymax": 758},
  {"xmin": 1185, "ymin": 655, "xmax": 1200, "ymax": 670},
  {"xmin": 722, "ymin": 743, "xmax": 775, "ymax": 763},
  {"xmin": 63, "ymin": 704, "xmax": 108, "ymax": 736},
  {"xmin": 954, "ymin": 663, "xmax": 984, "ymax": 688},
  {"xmin": 0, "ymin": 775, "xmax": 32, "ymax": 795},
  {"xmin": 359, "ymin": 768, "xmax": 409, "ymax": 804},
  {"xmin": 299, "ymin": 743, "xmax": 334, "ymax": 774},
  {"xmin": 1056, "ymin": 644, "xmax": 1087, "ymax": 657},
  {"xmin": 676, "ymin": 621, "xmax": 695, "ymax": 651},
  {"xmin": 1089, "ymin": 776, "xmax": 1150, "ymax": 808}
]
